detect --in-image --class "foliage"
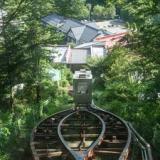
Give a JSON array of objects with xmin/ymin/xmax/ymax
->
[
  {"xmin": 0, "ymin": 154, "xmax": 9, "ymax": 160},
  {"xmin": 54, "ymin": 0, "xmax": 89, "ymax": 19},
  {"xmin": 88, "ymin": 47, "xmax": 160, "ymax": 158},
  {"xmin": 0, "ymin": 67, "xmax": 72, "ymax": 160},
  {"xmin": 0, "ymin": 127, "xmax": 10, "ymax": 150},
  {"xmin": 92, "ymin": 4, "xmax": 116, "ymax": 19},
  {"xmin": 0, "ymin": 0, "xmax": 72, "ymax": 159},
  {"xmin": 153, "ymin": 123, "xmax": 160, "ymax": 149},
  {"xmin": 0, "ymin": 0, "xmax": 160, "ymax": 159},
  {"xmin": 0, "ymin": 0, "xmax": 64, "ymax": 109},
  {"xmin": 87, "ymin": 0, "xmax": 117, "ymax": 20}
]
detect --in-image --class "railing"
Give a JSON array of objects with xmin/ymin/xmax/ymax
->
[{"xmin": 128, "ymin": 123, "xmax": 153, "ymax": 160}]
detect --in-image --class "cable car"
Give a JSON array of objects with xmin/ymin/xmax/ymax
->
[{"xmin": 73, "ymin": 69, "xmax": 92, "ymax": 107}]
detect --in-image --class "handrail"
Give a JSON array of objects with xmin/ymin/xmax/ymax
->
[{"xmin": 128, "ymin": 123, "xmax": 153, "ymax": 160}]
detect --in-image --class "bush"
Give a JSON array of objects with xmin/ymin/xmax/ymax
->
[{"xmin": 93, "ymin": 5, "xmax": 116, "ymax": 20}]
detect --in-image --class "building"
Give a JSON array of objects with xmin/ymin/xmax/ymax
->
[
  {"xmin": 42, "ymin": 14, "xmax": 104, "ymax": 44},
  {"xmin": 42, "ymin": 14, "xmax": 128, "ymax": 45},
  {"xmin": 75, "ymin": 41, "xmax": 107, "ymax": 57},
  {"xmin": 44, "ymin": 43, "xmax": 107, "ymax": 70},
  {"xmin": 96, "ymin": 19, "xmax": 128, "ymax": 34},
  {"xmin": 95, "ymin": 32, "xmax": 127, "ymax": 48},
  {"xmin": 67, "ymin": 25, "xmax": 103, "ymax": 44},
  {"xmin": 42, "ymin": 14, "xmax": 128, "ymax": 71}
]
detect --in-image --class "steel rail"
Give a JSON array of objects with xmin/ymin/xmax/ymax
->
[
  {"xmin": 30, "ymin": 108, "xmax": 74, "ymax": 160},
  {"xmin": 57, "ymin": 108, "xmax": 106, "ymax": 160},
  {"xmin": 91, "ymin": 103, "xmax": 132, "ymax": 160},
  {"xmin": 31, "ymin": 105, "xmax": 132, "ymax": 160},
  {"xmin": 128, "ymin": 122, "xmax": 153, "ymax": 160}
]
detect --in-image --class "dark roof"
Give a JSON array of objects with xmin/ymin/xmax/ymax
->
[
  {"xmin": 79, "ymin": 26, "xmax": 101, "ymax": 43},
  {"xmin": 42, "ymin": 14, "xmax": 103, "ymax": 44},
  {"xmin": 42, "ymin": 14, "xmax": 64, "ymax": 26},
  {"xmin": 60, "ymin": 19, "xmax": 83, "ymax": 33},
  {"xmin": 87, "ymin": 23, "xmax": 99, "ymax": 29},
  {"xmin": 68, "ymin": 26, "xmax": 85, "ymax": 40},
  {"xmin": 83, "ymin": 22, "xmax": 99, "ymax": 30},
  {"xmin": 67, "ymin": 25, "xmax": 101, "ymax": 43}
]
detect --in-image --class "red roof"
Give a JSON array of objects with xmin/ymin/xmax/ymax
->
[{"xmin": 95, "ymin": 32, "xmax": 127, "ymax": 48}]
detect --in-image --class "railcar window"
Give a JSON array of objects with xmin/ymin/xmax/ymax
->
[{"xmin": 77, "ymin": 82, "xmax": 88, "ymax": 94}]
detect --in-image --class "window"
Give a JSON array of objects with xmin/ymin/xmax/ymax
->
[{"xmin": 77, "ymin": 82, "xmax": 88, "ymax": 94}]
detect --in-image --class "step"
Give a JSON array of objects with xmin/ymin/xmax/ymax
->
[
  {"xmin": 35, "ymin": 150, "xmax": 63, "ymax": 158},
  {"xmin": 101, "ymin": 139, "xmax": 126, "ymax": 148},
  {"xmin": 95, "ymin": 150, "xmax": 121, "ymax": 155},
  {"xmin": 63, "ymin": 133, "xmax": 99, "ymax": 138}
]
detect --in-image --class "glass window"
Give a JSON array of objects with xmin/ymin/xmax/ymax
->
[{"xmin": 77, "ymin": 82, "xmax": 88, "ymax": 94}]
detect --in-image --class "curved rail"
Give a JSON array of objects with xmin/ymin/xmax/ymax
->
[
  {"xmin": 30, "ymin": 106, "xmax": 132, "ymax": 160},
  {"xmin": 30, "ymin": 108, "xmax": 74, "ymax": 160},
  {"xmin": 58, "ymin": 109, "xmax": 106, "ymax": 160},
  {"xmin": 91, "ymin": 103, "xmax": 132, "ymax": 160}
]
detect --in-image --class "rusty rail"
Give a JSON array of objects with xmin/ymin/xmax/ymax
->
[
  {"xmin": 58, "ymin": 109, "xmax": 106, "ymax": 160},
  {"xmin": 91, "ymin": 103, "xmax": 132, "ymax": 160},
  {"xmin": 30, "ymin": 106, "xmax": 132, "ymax": 160}
]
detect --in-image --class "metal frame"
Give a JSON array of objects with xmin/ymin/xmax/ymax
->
[{"xmin": 128, "ymin": 123, "xmax": 153, "ymax": 160}]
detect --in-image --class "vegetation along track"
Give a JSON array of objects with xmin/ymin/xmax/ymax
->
[{"xmin": 30, "ymin": 105, "xmax": 131, "ymax": 160}]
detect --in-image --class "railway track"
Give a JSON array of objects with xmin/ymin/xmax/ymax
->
[
  {"xmin": 30, "ymin": 70, "xmax": 152, "ymax": 160},
  {"xmin": 30, "ymin": 105, "xmax": 131, "ymax": 160}
]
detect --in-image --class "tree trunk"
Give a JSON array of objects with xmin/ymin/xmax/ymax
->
[
  {"xmin": 36, "ymin": 83, "xmax": 41, "ymax": 104},
  {"xmin": 89, "ymin": 4, "xmax": 94, "ymax": 21}
]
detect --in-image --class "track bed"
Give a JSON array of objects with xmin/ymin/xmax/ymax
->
[{"xmin": 30, "ymin": 106, "xmax": 131, "ymax": 160}]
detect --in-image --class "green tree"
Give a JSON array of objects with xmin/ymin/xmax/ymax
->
[
  {"xmin": 86, "ymin": 0, "xmax": 106, "ymax": 20},
  {"xmin": 54, "ymin": 0, "xmax": 89, "ymax": 19},
  {"xmin": 92, "ymin": 4, "xmax": 116, "ymax": 19},
  {"xmin": 88, "ymin": 46, "xmax": 160, "ymax": 158},
  {"xmin": 0, "ymin": 1, "xmax": 72, "ymax": 159},
  {"xmin": 0, "ymin": 0, "xmax": 63, "ymax": 109}
]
